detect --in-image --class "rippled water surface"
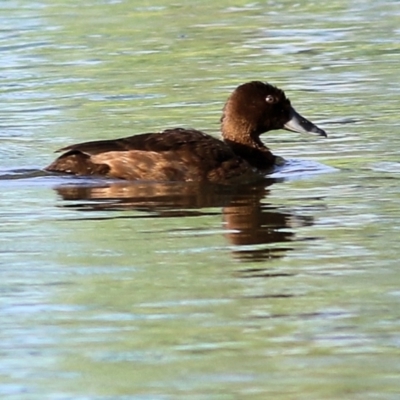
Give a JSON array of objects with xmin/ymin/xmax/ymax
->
[{"xmin": 1, "ymin": 1, "xmax": 400, "ymax": 399}]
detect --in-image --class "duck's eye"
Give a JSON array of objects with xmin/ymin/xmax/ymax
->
[{"xmin": 265, "ymin": 95, "xmax": 275, "ymax": 103}]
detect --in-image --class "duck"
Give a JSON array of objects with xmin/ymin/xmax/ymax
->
[{"xmin": 45, "ymin": 81, "xmax": 326, "ymax": 183}]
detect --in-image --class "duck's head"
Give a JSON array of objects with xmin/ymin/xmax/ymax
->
[{"xmin": 221, "ymin": 81, "xmax": 326, "ymax": 143}]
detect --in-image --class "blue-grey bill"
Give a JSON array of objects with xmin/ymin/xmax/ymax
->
[{"xmin": 284, "ymin": 107, "xmax": 327, "ymax": 137}]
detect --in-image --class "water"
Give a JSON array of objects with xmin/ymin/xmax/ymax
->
[{"xmin": 1, "ymin": 0, "xmax": 400, "ymax": 399}]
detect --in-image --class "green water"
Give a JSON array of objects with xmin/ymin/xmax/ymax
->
[{"xmin": 1, "ymin": 1, "xmax": 400, "ymax": 399}]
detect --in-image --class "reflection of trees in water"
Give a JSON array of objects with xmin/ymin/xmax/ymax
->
[{"xmin": 55, "ymin": 180, "xmax": 314, "ymax": 262}]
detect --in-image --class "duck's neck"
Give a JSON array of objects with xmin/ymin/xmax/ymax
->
[{"xmin": 221, "ymin": 120, "xmax": 276, "ymax": 170}]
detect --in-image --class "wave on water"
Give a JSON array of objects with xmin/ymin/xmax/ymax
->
[{"xmin": 269, "ymin": 158, "xmax": 337, "ymax": 180}]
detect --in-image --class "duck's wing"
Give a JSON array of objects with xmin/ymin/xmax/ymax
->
[
  {"xmin": 55, "ymin": 128, "xmax": 218, "ymax": 156},
  {"xmin": 46, "ymin": 128, "xmax": 249, "ymax": 181}
]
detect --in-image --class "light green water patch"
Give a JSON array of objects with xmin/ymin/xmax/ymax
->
[{"xmin": 2, "ymin": 0, "xmax": 400, "ymax": 399}]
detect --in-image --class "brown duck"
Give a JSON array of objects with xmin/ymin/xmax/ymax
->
[{"xmin": 45, "ymin": 81, "xmax": 326, "ymax": 183}]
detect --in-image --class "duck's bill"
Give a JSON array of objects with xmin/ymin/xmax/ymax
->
[{"xmin": 284, "ymin": 107, "xmax": 327, "ymax": 137}]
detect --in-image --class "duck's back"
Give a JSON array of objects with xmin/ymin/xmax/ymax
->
[{"xmin": 45, "ymin": 128, "xmax": 257, "ymax": 183}]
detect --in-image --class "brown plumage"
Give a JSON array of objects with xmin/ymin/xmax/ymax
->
[{"xmin": 45, "ymin": 81, "xmax": 326, "ymax": 183}]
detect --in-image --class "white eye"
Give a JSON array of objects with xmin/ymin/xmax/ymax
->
[{"xmin": 265, "ymin": 95, "xmax": 275, "ymax": 103}]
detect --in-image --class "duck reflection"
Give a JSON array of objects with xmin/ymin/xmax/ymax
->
[
  {"xmin": 222, "ymin": 196, "xmax": 312, "ymax": 262},
  {"xmin": 54, "ymin": 179, "xmax": 313, "ymax": 262}
]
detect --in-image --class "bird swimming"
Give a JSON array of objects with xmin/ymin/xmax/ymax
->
[{"xmin": 45, "ymin": 81, "xmax": 326, "ymax": 183}]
